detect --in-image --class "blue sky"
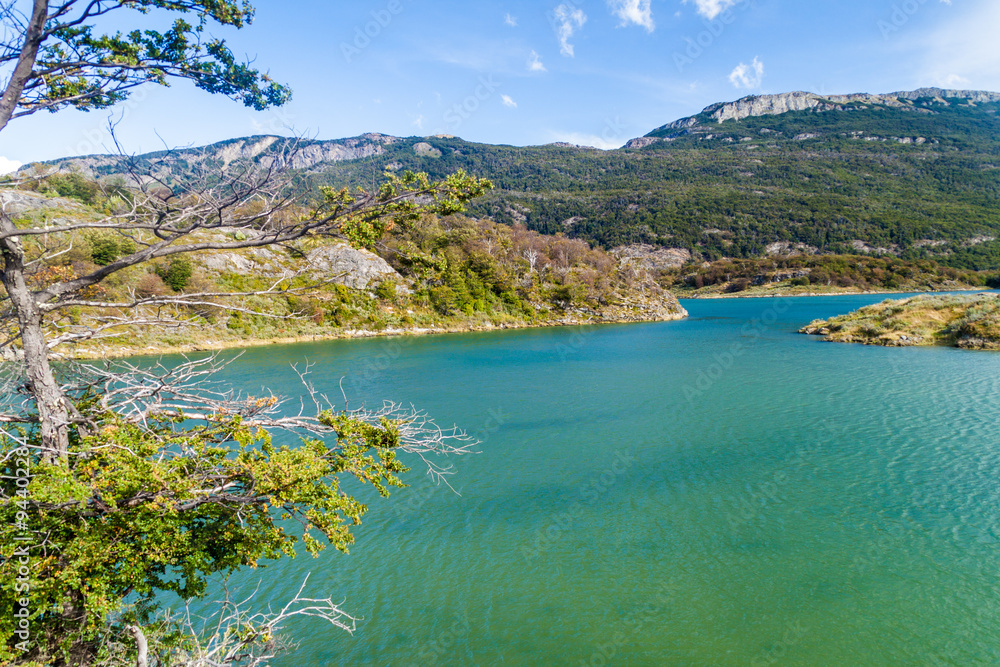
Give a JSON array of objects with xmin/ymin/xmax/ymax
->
[{"xmin": 2, "ymin": 0, "xmax": 998, "ymax": 171}]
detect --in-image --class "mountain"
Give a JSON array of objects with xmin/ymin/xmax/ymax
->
[
  {"xmin": 642, "ymin": 87, "xmax": 1000, "ymax": 132},
  {"xmin": 22, "ymin": 88, "xmax": 1000, "ymax": 272}
]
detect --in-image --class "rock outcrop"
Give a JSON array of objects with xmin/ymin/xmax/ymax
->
[
  {"xmin": 639, "ymin": 88, "xmax": 1000, "ymax": 139},
  {"xmin": 306, "ymin": 243, "xmax": 400, "ymax": 289},
  {"xmin": 612, "ymin": 244, "xmax": 692, "ymax": 270},
  {"xmin": 23, "ymin": 133, "xmax": 402, "ymax": 181},
  {"xmin": 412, "ymin": 142, "xmax": 443, "ymax": 158}
]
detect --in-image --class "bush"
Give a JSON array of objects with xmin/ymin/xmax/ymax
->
[
  {"xmin": 374, "ymin": 280, "xmax": 397, "ymax": 300},
  {"xmin": 135, "ymin": 273, "xmax": 170, "ymax": 298},
  {"xmin": 89, "ymin": 234, "xmax": 137, "ymax": 266},
  {"xmin": 156, "ymin": 257, "xmax": 194, "ymax": 291},
  {"xmin": 725, "ymin": 278, "xmax": 750, "ymax": 293}
]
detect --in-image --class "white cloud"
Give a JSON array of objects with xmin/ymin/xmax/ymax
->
[
  {"xmin": 505, "ymin": 13, "xmax": 518, "ymax": 27},
  {"xmin": 0, "ymin": 157, "xmax": 22, "ymax": 175},
  {"xmin": 729, "ymin": 56, "xmax": 764, "ymax": 89},
  {"xmin": 940, "ymin": 73, "xmax": 970, "ymax": 87},
  {"xmin": 903, "ymin": 2, "xmax": 1000, "ymax": 91},
  {"xmin": 412, "ymin": 115, "xmax": 425, "ymax": 130},
  {"xmin": 608, "ymin": 0, "xmax": 655, "ymax": 32},
  {"xmin": 684, "ymin": 0, "xmax": 738, "ymax": 21},
  {"xmin": 548, "ymin": 132, "xmax": 625, "ymax": 150},
  {"xmin": 553, "ymin": 4, "xmax": 587, "ymax": 57},
  {"xmin": 528, "ymin": 50, "xmax": 547, "ymax": 72},
  {"xmin": 501, "ymin": 95, "xmax": 518, "ymax": 109}
]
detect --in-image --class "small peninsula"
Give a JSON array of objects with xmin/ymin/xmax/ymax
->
[{"xmin": 800, "ymin": 293, "xmax": 1000, "ymax": 349}]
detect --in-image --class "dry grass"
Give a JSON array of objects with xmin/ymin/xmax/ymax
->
[{"xmin": 800, "ymin": 293, "xmax": 1000, "ymax": 349}]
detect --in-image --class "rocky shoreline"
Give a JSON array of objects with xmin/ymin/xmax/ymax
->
[
  {"xmin": 60, "ymin": 306, "xmax": 689, "ymax": 360},
  {"xmin": 800, "ymin": 293, "xmax": 1000, "ymax": 350}
]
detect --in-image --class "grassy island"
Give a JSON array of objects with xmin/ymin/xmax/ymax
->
[{"xmin": 800, "ymin": 293, "xmax": 1000, "ymax": 349}]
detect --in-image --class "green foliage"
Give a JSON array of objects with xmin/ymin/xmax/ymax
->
[
  {"xmin": 0, "ymin": 407, "xmax": 409, "ymax": 664},
  {"xmin": 37, "ymin": 173, "xmax": 101, "ymax": 206},
  {"xmin": 13, "ymin": 1, "xmax": 290, "ymax": 119},
  {"xmin": 156, "ymin": 257, "xmax": 194, "ymax": 291},
  {"xmin": 317, "ymin": 170, "xmax": 493, "ymax": 249},
  {"xmin": 383, "ymin": 215, "xmax": 626, "ymax": 318},
  {"xmin": 670, "ymin": 254, "xmax": 987, "ymax": 294},
  {"xmin": 87, "ymin": 233, "xmax": 137, "ymax": 266},
  {"xmin": 374, "ymin": 280, "xmax": 397, "ymax": 300},
  {"xmin": 297, "ymin": 98, "xmax": 1000, "ymax": 271}
]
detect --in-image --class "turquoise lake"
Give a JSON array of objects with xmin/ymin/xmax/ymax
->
[{"xmin": 193, "ymin": 294, "xmax": 1000, "ymax": 665}]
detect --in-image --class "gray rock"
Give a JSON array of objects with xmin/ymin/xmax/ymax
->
[
  {"xmin": 413, "ymin": 142, "xmax": 442, "ymax": 158},
  {"xmin": 624, "ymin": 137, "xmax": 661, "ymax": 149},
  {"xmin": 634, "ymin": 88, "xmax": 1000, "ymax": 139},
  {"xmin": 612, "ymin": 244, "xmax": 692, "ymax": 270},
  {"xmin": 306, "ymin": 243, "xmax": 400, "ymax": 289},
  {"xmin": 0, "ymin": 190, "xmax": 84, "ymax": 214}
]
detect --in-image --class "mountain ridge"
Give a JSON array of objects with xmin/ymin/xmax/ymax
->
[
  {"xmin": 29, "ymin": 87, "xmax": 1000, "ymax": 173},
  {"xmin": 640, "ymin": 87, "xmax": 1000, "ymax": 141},
  {"xmin": 16, "ymin": 87, "xmax": 1000, "ymax": 272}
]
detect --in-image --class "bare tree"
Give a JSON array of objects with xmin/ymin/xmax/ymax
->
[
  {"xmin": 0, "ymin": 5, "xmax": 490, "ymax": 662},
  {"xmin": 0, "ymin": 149, "xmax": 488, "ymax": 460},
  {"xmin": 522, "ymin": 248, "xmax": 539, "ymax": 272}
]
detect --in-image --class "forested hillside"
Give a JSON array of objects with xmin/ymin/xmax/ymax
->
[{"xmin": 30, "ymin": 89, "xmax": 1000, "ymax": 271}]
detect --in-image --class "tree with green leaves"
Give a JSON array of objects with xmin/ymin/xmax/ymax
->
[
  {"xmin": 0, "ymin": 2, "xmax": 491, "ymax": 664},
  {"xmin": 0, "ymin": 0, "xmax": 290, "ymax": 134}
]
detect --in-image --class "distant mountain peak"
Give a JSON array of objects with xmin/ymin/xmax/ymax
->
[{"xmin": 639, "ymin": 87, "xmax": 1000, "ymax": 141}]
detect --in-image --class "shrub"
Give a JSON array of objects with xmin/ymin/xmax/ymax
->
[
  {"xmin": 156, "ymin": 257, "xmax": 194, "ymax": 291},
  {"xmin": 89, "ymin": 234, "xmax": 137, "ymax": 266},
  {"xmin": 725, "ymin": 278, "xmax": 750, "ymax": 293},
  {"xmin": 135, "ymin": 272, "xmax": 170, "ymax": 298},
  {"xmin": 374, "ymin": 280, "xmax": 397, "ymax": 300}
]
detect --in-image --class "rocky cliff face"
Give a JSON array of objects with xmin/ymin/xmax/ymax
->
[
  {"xmin": 26, "ymin": 133, "xmax": 402, "ymax": 180},
  {"xmin": 643, "ymin": 88, "xmax": 1000, "ymax": 135}
]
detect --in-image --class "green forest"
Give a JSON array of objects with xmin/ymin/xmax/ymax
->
[{"xmin": 36, "ymin": 94, "xmax": 1000, "ymax": 273}]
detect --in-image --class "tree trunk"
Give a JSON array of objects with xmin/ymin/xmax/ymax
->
[
  {"xmin": 0, "ymin": 0, "xmax": 49, "ymax": 133},
  {"xmin": 1, "ymin": 212, "xmax": 70, "ymax": 460}
]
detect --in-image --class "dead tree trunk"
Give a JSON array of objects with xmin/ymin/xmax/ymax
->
[{"xmin": 0, "ymin": 212, "xmax": 69, "ymax": 460}]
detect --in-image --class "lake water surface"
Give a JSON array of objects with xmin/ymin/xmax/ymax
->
[{"xmin": 196, "ymin": 294, "xmax": 1000, "ymax": 665}]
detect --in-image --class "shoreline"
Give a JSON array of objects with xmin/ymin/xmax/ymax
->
[
  {"xmin": 674, "ymin": 286, "xmax": 990, "ymax": 300},
  {"xmin": 37, "ymin": 287, "xmax": 1000, "ymax": 361},
  {"xmin": 56, "ymin": 311, "xmax": 689, "ymax": 361}
]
